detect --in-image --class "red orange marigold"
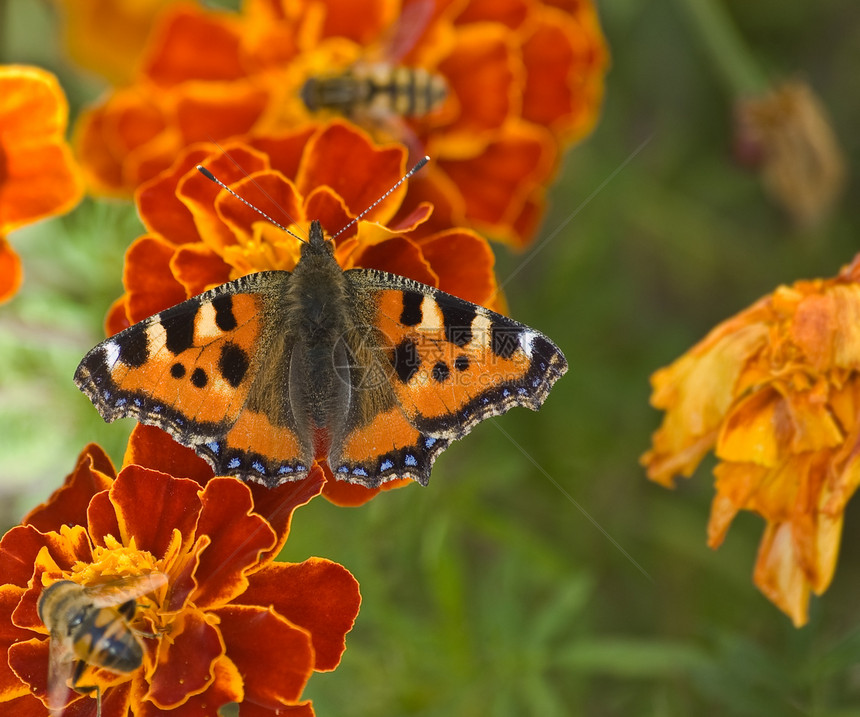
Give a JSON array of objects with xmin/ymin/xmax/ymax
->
[
  {"xmin": 72, "ymin": 0, "xmax": 608, "ymax": 246},
  {"xmin": 0, "ymin": 443, "xmax": 360, "ymax": 715}
]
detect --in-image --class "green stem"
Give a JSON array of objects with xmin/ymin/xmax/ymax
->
[{"xmin": 673, "ymin": 0, "xmax": 769, "ymax": 96}]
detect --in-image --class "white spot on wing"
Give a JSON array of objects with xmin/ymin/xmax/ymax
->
[
  {"xmin": 104, "ymin": 341, "xmax": 120, "ymax": 370},
  {"xmin": 519, "ymin": 330, "xmax": 537, "ymax": 356},
  {"xmin": 195, "ymin": 301, "xmax": 221, "ymax": 342}
]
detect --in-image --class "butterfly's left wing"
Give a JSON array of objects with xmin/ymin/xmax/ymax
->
[
  {"xmin": 329, "ymin": 270, "xmax": 567, "ymax": 486},
  {"xmin": 75, "ymin": 272, "xmax": 315, "ymax": 486}
]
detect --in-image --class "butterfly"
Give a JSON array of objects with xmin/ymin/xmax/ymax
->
[{"xmin": 75, "ymin": 171, "xmax": 567, "ymax": 490}]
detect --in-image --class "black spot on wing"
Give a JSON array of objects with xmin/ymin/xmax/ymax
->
[
  {"xmin": 431, "ymin": 361, "xmax": 450, "ymax": 383},
  {"xmin": 437, "ymin": 293, "xmax": 476, "ymax": 347},
  {"xmin": 115, "ymin": 329, "xmax": 148, "ymax": 368},
  {"xmin": 490, "ymin": 317, "xmax": 523, "ymax": 359},
  {"xmin": 191, "ymin": 368, "xmax": 208, "ymax": 388},
  {"xmin": 161, "ymin": 305, "xmax": 197, "ymax": 355},
  {"xmin": 393, "ymin": 338, "xmax": 420, "ymax": 384},
  {"xmin": 212, "ymin": 294, "xmax": 237, "ymax": 332},
  {"xmin": 170, "ymin": 363, "xmax": 186, "ymax": 379},
  {"xmin": 454, "ymin": 355, "xmax": 469, "ymax": 372},
  {"xmin": 219, "ymin": 342, "xmax": 250, "ymax": 388},
  {"xmin": 400, "ymin": 290, "xmax": 423, "ymax": 327}
]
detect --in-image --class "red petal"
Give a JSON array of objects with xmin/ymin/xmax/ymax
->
[
  {"xmin": 136, "ymin": 146, "xmax": 214, "ymax": 242},
  {"xmin": 175, "ymin": 83, "xmax": 268, "ymax": 144},
  {"xmin": 0, "ymin": 694, "xmax": 46, "ymax": 716},
  {"xmin": 418, "ymin": 229, "xmax": 496, "ymax": 305},
  {"xmin": 0, "ymin": 526, "xmax": 92, "ymax": 589},
  {"xmin": 240, "ymin": 700, "xmax": 315, "ymax": 717},
  {"xmin": 216, "ymin": 605, "xmax": 313, "ymax": 708},
  {"xmin": 215, "ymin": 172, "xmax": 304, "ymax": 245},
  {"xmin": 144, "ymin": 8, "xmax": 246, "ymax": 85},
  {"xmin": 322, "ymin": 478, "xmax": 381, "ymax": 507},
  {"xmin": 6, "ymin": 638, "xmax": 47, "ymax": 704},
  {"xmin": 87, "ymin": 490, "xmax": 122, "ymax": 549},
  {"xmin": 192, "ymin": 478, "xmax": 276, "ymax": 609},
  {"xmin": 124, "ymin": 234, "xmax": 189, "ymax": 323},
  {"xmin": 247, "ymin": 468, "xmax": 325, "ymax": 555},
  {"xmin": 172, "ymin": 244, "xmax": 232, "ymax": 296},
  {"xmin": 108, "ymin": 466, "xmax": 202, "ymax": 559},
  {"xmin": 124, "ymin": 424, "xmax": 214, "ymax": 487},
  {"xmin": 240, "ymin": 559, "xmax": 360, "ymax": 671},
  {"xmin": 352, "ymin": 234, "xmax": 436, "ymax": 285},
  {"xmin": 148, "ymin": 607, "xmax": 224, "ymax": 708},
  {"xmin": 0, "ymin": 586, "xmax": 32, "ymax": 700},
  {"xmin": 249, "ymin": 130, "xmax": 317, "ymax": 179},
  {"xmin": 23, "ymin": 444, "xmax": 115, "ymax": 533},
  {"xmin": 439, "ymin": 28, "xmax": 514, "ymax": 134},
  {"xmin": 296, "ymin": 122, "xmax": 406, "ymax": 223},
  {"xmin": 0, "ymin": 237, "xmax": 22, "ymax": 304},
  {"xmin": 104, "ymin": 295, "xmax": 131, "ymax": 336},
  {"xmin": 137, "ymin": 655, "xmax": 242, "ymax": 717}
]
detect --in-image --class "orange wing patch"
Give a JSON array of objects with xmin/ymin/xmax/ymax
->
[
  {"xmin": 332, "ymin": 405, "xmax": 449, "ymax": 486},
  {"xmin": 369, "ymin": 286, "xmax": 565, "ymax": 439}
]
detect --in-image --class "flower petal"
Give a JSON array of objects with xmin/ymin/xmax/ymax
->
[
  {"xmin": 0, "ymin": 586, "xmax": 32, "ymax": 700},
  {"xmin": 123, "ymin": 234, "xmax": 190, "ymax": 325},
  {"xmin": 0, "ymin": 237, "xmax": 22, "ymax": 304},
  {"xmin": 240, "ymin": 559, "xmax": 360, "ymax": 671},
  {"xmin": 107, "ymin": 466, "xmax": 202, "ymax": 558},
  {"xmin": 148, "ymin": 607, "xmax": 224, "ymax": 708},
  {"xmin": 215, "ymin": 605, "xmax": 314, "ymax": 708},
  {"xmin": 144, "ymin": 7, "xmax": 246, "ymax": 85},
  {"xmin": 296, "ymin": 122, "xmax": 406, "ymax": 223},
  {"xmin": 124, "ymin": 425, "xmax": 214, "ymax": 487},
  {"xmin": 192, "ymin": 479, "xmax": 276, "ymax": 609},
  {"xmin": 23, "ymin": 444, "xmax": 115, "ymax": 533},
  {"xmin": 0, "ymin": 526, "xmax": 92, "ymax": 589},
  {"xmin": 137, "ymin": 655, "xmax": 243, "ymax": 717}
]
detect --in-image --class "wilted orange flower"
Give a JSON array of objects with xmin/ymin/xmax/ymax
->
[
  {"xmin": 0, "ymin": 442, "xmax": 360, "ymax": 715},
  {"xmin": 103, "ymin": 120, "xmax": 498, "ymax": 506},
  {"xmin": 0, "ymin": 65, "xmax": 83, "ymax": 303},
  {"xmin": 73, "ymin": 0, "xmax": 608, "ymax": 245},
  {"xmin": 642, "ymin": 254, "xmax": 860, "ymax": 626}
]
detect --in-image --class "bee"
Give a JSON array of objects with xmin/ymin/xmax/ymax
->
[
  {"xmin": 37, "ymin": 572, "xmax": 167, "ymax": 716},
  {"xmin": 300, "ymin": 1, "xmax": 448, "ymax": 138}
]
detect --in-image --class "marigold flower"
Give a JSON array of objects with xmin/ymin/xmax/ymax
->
[
  {"xmin": 0, "ymin": 443, "xmax": 360, "ymax": 715},
  {"xmin": 73, "ymin": 0, "xmax": 608, "ymax": 246},
  {"xmin": 101, "ymin": 120, "xmax": 500, "ymax": 505},
  {"xmin": 0, "ymin": 65, "xmax": 83, "ymax": 302},
  {"xmin": 642, "ymin": 255, "xmax": 860, "ymax": 626}
]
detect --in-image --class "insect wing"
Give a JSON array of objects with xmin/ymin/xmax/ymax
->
[
  {"xmin": 82, "ymin": 572, "xmax": 168, "ymax": 609},
  {"xmin": 46, "ymin": 630, "xmax": 76, "ymax": 716},
  {"xmin": 374, "ymin": 0, "xmax": 436, "ymax": 63}
]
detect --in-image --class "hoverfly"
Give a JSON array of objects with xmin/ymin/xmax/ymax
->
[
  {"xmin": 300, "ymin": 1, "xmax": 448, "ymax": 144},
  {"xmin": 37, "ymin": 571, "xmax": 167, "ymax": 716}
]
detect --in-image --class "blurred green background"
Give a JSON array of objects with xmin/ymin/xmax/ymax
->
[{"xmin": 2, "ymin": 0, "xmax": 860, "ymax": 715}]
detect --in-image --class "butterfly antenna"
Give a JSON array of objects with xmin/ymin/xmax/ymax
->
[
  {"xmin": 196, "ymin": 165, "xmax": 305, "ymax": 243},
  {"xmin": 331, "ymin": 155, "xmax": 429, "ymax": 240}
]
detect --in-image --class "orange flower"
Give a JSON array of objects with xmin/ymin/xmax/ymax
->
[
  {"xmin": 642, "ymin": 255, "xmax": 860, "ymax": 626},
  {"xmin": 0, "ymin": 65, "xmax": 83, "ymax": 302},
  {"xmin": 104, "ymin": 120, "xmax": 499, "ymax": 506},
  {"xmin": 73, "ymin": 0, "xmax": 608, "ymax": 245},
  {"xmin": 0, "ymin": 443, "xmax": 359, "ymax": 715}
]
